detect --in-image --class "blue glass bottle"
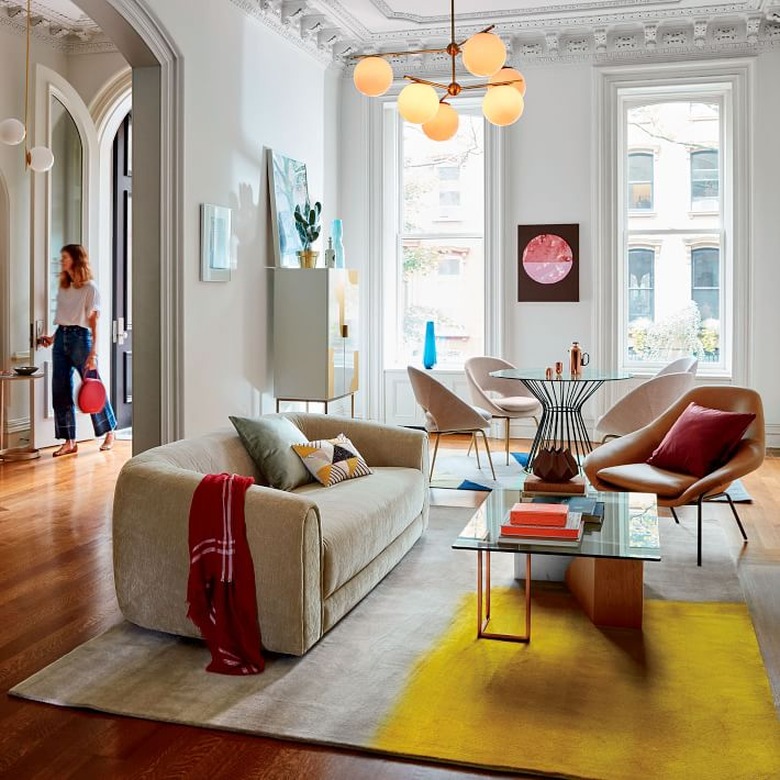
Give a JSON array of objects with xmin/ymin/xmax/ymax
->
[
  {"xmin": 331, "ymin": 218, "xmax": 345, "ymax": 268},
  {"xmin": 423, "ymin": 321, "xmax": 437, "ymax": 369}
]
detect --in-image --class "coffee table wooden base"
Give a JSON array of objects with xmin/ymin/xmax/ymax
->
[
  {"xmin": 565, "ymin": 557, "xmax": 644, "ymax": 629},
  {"xmin": 477, "ymin": 550, "xmax": 531, "ymax": 643}
]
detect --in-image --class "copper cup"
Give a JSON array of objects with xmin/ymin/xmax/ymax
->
[
  {"xmin": 545, "ymin": 367, "xmax": 553, "ymax": 380},
  {"xmin": 555, "ymin": 361, "xmax": 564, "ymax": 376}
]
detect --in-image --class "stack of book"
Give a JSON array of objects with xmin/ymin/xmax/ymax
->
[{"xmin": 499, "ymin": 502, "xmax": 585, "ymax": 546}]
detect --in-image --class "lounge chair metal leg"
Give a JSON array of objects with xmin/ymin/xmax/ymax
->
[
  {"xmin": 697, "ymin": 496, "xmax": 703, "ymax": 567},
  {"xmin": 505, "ymin": 417, "xmax": 510, "ymax": 466},
  {"xmin": 670, "ymin": 506, "xmax": 681, "ymax": 525},
  {"xmin": 473, "ymin": 432, "xmax": 482, "ymax": 470},
  {"xmin": 429, "ymin": 433, "xmax": 441, "ymax": 481},
  {"xmin": 724, "ymin": 493, "xmax": 749, "ymax": 542},
  {"xmin": 480, "ymin": 430, "xmax": 497, "ymax": 481},
  {"xmin": 467, "ymin": 435, "xmax": 474, "ymax": 457}
]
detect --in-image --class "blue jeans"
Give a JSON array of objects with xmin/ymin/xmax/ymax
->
[{"xmin": 52, "ymin": 326, "xmax": 117, "ymax": 441}]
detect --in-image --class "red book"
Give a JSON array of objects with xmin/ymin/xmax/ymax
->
[
  {"xmin": 508, "ymin": 502, "xmax": 568, "ymax": 527},
  {"xmin": 500, "ymin": 513, "xmax": 584, "ymax": 541}
]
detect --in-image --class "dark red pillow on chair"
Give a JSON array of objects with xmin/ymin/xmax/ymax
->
[{"xmin": 647, "ymin": 402, "xmax": 756, "ymax": 478}]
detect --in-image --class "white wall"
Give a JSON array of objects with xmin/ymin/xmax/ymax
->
[
  {"xmin": 145, "ymin": 0, "xmax": 335, "ymax": 436},
  {"xmin": 339, "ymin": 50, "xmax": 780, "ymax": 443}
]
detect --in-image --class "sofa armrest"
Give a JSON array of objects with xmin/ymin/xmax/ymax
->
[
  {"xmin": 286, "ymin": 413, "xmax": 429, "ymax": 473},
  {"xmin": 113, "ymin": 460, "xmax": 323, "ymax": 656}
]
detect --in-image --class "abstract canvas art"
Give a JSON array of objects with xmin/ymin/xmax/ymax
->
[
  {"xmin": 517, "ymin": 224, "xmax": 579, "ymax": 302},
  {"xmin": 267, "ymin": 149, "xmax": 310, "ymax": 268}
]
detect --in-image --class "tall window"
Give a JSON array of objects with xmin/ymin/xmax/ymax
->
[
  {"xmin": 627, "ymin": 152, "xmax": 654, "ymax": 210},
  {"xmin": 628, "ymin": 248, "xmax": 654, "ymax": 322},
  {"xmin": 622, "ymin": 97, "xmax": 727, "ymax": 369},
  {"xmin": 690, "ymin": 149, "xmax": 719, "ymax": 210},
  {"xmin": 386, "ymin": 105, "xmax": 485, "ymax": 368}
]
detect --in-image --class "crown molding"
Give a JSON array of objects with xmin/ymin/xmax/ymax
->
[{"xmin": 0, "ymin": 5, "xmax": 116, "ymax": 53}]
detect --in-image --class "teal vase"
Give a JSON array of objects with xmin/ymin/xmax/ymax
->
[
  {"xmin": 423, "ymin": 321, "xmax": 437, "ymax": 369},
  {"xmin": 331, "ymin": 218, "xmax": 345, "ymax": 268}
]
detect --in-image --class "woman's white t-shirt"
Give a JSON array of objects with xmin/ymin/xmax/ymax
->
[{"xmin": 54, "ymin": 280, "xmax": 101, "ymax": 328}]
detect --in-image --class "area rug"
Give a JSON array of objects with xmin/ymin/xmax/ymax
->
[{"xmin": 11, "ymin": 508, "xmax": 778, "ymax": 780}]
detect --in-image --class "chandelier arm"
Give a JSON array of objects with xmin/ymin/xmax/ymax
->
[
  {"xmin": 456, "ymin": 24, "xmax": 495, "ymax": 48},
  {"xmin": 351, "ymin": 47, "xmax": 448, "ymax": 60},
  {"xmin": 404, "ymin": 75, "xmax": 449, "ymax": 90},
  {"xmin": 457, "ymin": 79, "xmax": 522, "ymax": 91}
]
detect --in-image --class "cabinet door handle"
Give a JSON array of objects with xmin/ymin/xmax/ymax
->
[{"xmin": 341, "ymin": 324, "xmax": 349, "ymax": 338}]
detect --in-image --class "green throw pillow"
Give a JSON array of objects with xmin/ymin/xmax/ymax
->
[{"xmin": 229, "ymin": 415, "xmax": 313, "ymax": 491}]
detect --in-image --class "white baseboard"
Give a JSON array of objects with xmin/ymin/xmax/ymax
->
[
  {"xmin": 7, "ymin": 416, "xmax": 30, "ymax": 434},
  {"xmin": 766, "ymin": 424, "xmax": 780, "ymax": 449}
]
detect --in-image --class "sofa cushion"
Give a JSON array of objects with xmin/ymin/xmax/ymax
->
[
  {"xmin": 646, "ymin": 402, "xmax": 756, "ymax": 478},
  {"xmin": 292, "ymin": 434, "xmax": 373, "ymax": 486},
  {"xmin": 294, "ymin": 466, "xmax": 425, "ymax": 598},
  {"xmin": 230, "ymin": 415, "xmax": 312, "ymax": 491}
]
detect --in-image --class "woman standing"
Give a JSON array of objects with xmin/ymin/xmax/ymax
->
[{"xmin": 38, "ymin": 244, "xmax": 116, "ymax": 457}]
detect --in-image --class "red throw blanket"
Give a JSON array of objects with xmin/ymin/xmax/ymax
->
[{"xmin": 186, "ymin": 473, "xmax": 265, "ymax": 675}]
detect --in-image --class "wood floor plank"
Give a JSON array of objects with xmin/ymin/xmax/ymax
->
[{"xmin": 0, "ymin": 434, "xmax": 777, "ymax": 777}]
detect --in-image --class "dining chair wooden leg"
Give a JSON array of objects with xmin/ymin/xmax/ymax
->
[
  {"xmin": 505, "ymin": 418, "xmax": 510, "ymax": 465},
  {"xmin": 473, "ymin": 432, "xmax": 482, "ymax": 469},
  {"xmin": 429, "ymin": 433, "xmax": 441, "ymax": 481},
  {"xmin": 480, "ymin": 430, "xmax": 497, "ymax": 481}
]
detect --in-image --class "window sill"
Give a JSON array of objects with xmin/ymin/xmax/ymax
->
[
  {"xmin": 687, "ymin": 210, "xmax": 720, "ymax": 218},
  {"xmin": 627, "ymin": 210, "xmax": 656, "ymax": 218}
]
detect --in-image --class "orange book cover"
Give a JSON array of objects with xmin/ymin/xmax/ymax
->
[
  {"xmin": 501, "ymin": 513, "xmax": 584, "ymax": 540},
  {"xmin": 508, "ymin": 502, "xmax": 568, "ymax": 527}
]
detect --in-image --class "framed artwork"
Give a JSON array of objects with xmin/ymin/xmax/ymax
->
[
  {"xmin": 200, "ymin": 204, "xmax": 232, "ymax": 282},
  {"xmin": 267, "ymin": 148, "xmax": 310, "ymax": 268},
  {"xmin": 517, "ymin": 224, "xmax": 579, "ymax": 302}
]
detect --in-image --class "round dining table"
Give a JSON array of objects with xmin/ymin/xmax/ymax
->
[{"xmin": 489, "ymin": 368, "xmax": 632, "ymax": 472}]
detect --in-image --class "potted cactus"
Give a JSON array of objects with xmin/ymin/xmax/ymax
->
[{"xmin": 294, "ymin": 200, "xmax": 322, "ymax": 268}]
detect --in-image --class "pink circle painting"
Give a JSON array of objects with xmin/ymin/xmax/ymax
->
[{"xmin": 522, "ymin": 234, "xmax": 573, "ymax": 285}]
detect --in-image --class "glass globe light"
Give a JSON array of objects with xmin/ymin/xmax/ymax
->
[
  {"xmin": 353, "ymin": 56, "xmax": 393, "ymax": 97},
  {"xmin": 489, "ymin": 67, "xmax": 527, "ymax": 97},
  {"xmin": 0, "ymin": 118, "xmax": 26, "ymax": 146},
  {"xmin": 422, "ymin": 102, "xmax": 459, "ymax": 141},
  {"xmin": 397, "ymin": 83, "xmax": 439, "ymax": 125},
  {"xmin": 27, "ymin": 146, "xmax": 55, "ymax": 172},
  {"xmin": 482, "ymin": 86, "xmax": 524, "ymax": 127},
  {"xmin": 462, "ymin": 32, "xmax": 506, "ymax": 77}
]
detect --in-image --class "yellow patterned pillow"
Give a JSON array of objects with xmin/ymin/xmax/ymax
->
[{"xmin": 291, "ymin": 434, "xmax": 373, "ymax": 487}]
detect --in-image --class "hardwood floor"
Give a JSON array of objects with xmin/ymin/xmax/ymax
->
[{"xmin": 0, "ymin": 437, "xmax": 778, "ymax": 777}]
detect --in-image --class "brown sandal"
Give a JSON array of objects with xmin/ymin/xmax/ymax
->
[{"xmin": 53, "ymin": 444, "xmax": 78, "ymax": 458}]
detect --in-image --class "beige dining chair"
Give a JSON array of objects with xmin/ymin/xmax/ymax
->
[
  {"xmin": 407, "ymin": 365, "xmax": 496, "ymax": 481},
  {"xmin": 655, "ymin": 356, "xmax": 699, "ymax": 376},
  {"xmin": 584, "ymin": 386, "xmax": 764, "ymax": 566},
  {"xmin": 594, "ymin": 371, "xmax": 696, "ymax": 443},
  {"xmin": 464, "ymin": 357, "xmax": 541, "ymax": 464}
]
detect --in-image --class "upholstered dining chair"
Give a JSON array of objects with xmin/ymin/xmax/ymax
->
[
  {"xmin": 407, "ymin": 365, "xmax": 496, "ymax": 481},
  {"xmin": 464, "ymin": 357, "xmax": 541, "ymax": 464},
  {"xmin": 584, "ymin": 386, "xmax": 765, "ymax": 566},
  {"xmin": 594, "ymin": 371, "xmax": 696, "ymax": 443},
  {"xmin": 655, "ymin": 356, "xmax": 699, "ymax": 376}
]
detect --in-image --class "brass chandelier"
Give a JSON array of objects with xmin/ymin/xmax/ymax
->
[{"xmin": 352, "ymin": 0, "xmax": 526, "ymax": 141}]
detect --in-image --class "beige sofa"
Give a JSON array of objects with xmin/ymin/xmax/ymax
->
[{"xmin": 113, "ymin": 414, "xmax": 429, "ymax": 656}]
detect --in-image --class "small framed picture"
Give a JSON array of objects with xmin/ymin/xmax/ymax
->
[
  {"xmin": 200, "ymin": 203, "xmax": 232, "ymax": 282},
  {"xmin": 517, "ymin": 223, "xmax": 579, "ymax": 302}
]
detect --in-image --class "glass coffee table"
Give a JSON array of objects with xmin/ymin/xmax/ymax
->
[{"xmin": 452, "ymin": 487, "xmax": 661, "ymax": 643}]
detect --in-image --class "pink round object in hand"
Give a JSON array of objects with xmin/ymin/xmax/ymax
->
[{"xmin": 78, "ymin": 372, "xmax": 107, "ymax": 414}]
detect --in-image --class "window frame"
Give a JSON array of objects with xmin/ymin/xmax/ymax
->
[
  {"xmin": 595, "ymin": 61, "xmax": 752, "ymax": 384},
  {"xmin": 627, "ymin": 151, "xmax": 655, "ymax": 212},
  {"xmin": 380, "ymin": 100, "xmax": 501, "ymax": 372}
]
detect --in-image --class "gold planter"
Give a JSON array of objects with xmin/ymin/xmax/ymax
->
[{"xmin": 297, "ymin": 250, "xmax": 319, "ymax": 269}]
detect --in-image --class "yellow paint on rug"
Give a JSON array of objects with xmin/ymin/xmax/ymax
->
[{"xmin": 373, "ymin": 590, "xmax": 780, "ymax": 779}]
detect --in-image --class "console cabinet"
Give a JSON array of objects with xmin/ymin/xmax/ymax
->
[{"xmin": 273, "ymin": 269, "xmax": 359, "ymax": 403}]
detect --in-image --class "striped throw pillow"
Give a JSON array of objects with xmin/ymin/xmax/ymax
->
[{"xmin": 291, "ymin": 434, "xmax": 373, "ymax": 487}]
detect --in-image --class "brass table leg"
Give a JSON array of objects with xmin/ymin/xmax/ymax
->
[{"xmin": 477, "ymin": 550, "xmax": 531, "ymax": 643}]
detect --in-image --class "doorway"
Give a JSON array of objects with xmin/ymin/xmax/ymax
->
[{"xmin": 111, "ymin": 112, "xmax": 133, "ymax": 431}]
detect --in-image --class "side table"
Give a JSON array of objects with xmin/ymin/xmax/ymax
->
[{"xmin": 0, "ymin": 372, "xmax": 45, "ymax": 461}]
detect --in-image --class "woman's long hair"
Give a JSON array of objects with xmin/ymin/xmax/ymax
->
[{"xmin": 59, "ymin": 244, "xmax": 93, "ymax": 289}]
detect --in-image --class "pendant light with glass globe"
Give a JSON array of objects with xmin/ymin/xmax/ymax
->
[{"xmin": 0, "ymin": 0, "xmax": 55, "ymax": 172}]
